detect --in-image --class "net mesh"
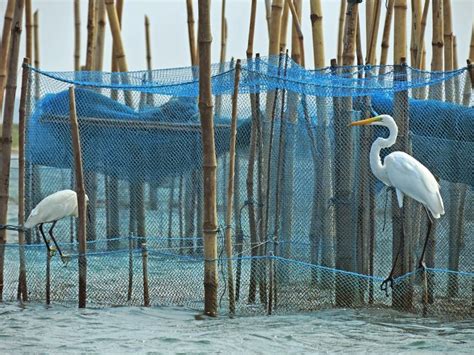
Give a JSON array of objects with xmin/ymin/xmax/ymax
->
[{"xmin": 2, "ymin": 55, "xmax": 473, "ymax": 319}]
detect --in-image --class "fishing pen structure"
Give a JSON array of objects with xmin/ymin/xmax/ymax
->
[{"xmin": 1, "ymin": 55, "xmax": 473, "ymax": 319}]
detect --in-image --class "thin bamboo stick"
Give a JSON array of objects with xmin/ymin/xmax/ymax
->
[
  {"xmin": 215, "ymin": 0, "xmax": 227, "ymax": 118},
  {"xmin": 74, "ymin": 0, "xmax": 81, "ymax": 70},
  {"xmin": 366, "ymin": 0, "xmax": 381, "ymax": 65},
  {"xmin": 198, "ymin": 0, "xmax": 218, "ymax": 317},
  {"xmin": 105, "ymin": 0, "xmax": 128, "ymax": 72},
  {"xmin": 380, "ymin": 0, "xmax": 394, "ymax": 66},
  {"xmin": 410, "ymin": 0, "xmax": 422, "ymax": 66},
  {"xmin": 470, "ymin": 24, "xmax": 474, "ymax": 61},
  {"xmin": 356, "ymin": 14, "xmax": 363, "ymax": 67},
  {"xmin": 286, "ymin": 0, "xmax": 304, "ymax": 67},
  {"xmin": 94, "ymin": 0, "xmax": 106, "ymax": 71},
  {"xmin": 429, "ymin": 0, "xmax": 443, "ymax": 102},
  {"xmin": 69, "ymin": 86, "xmax": 88, "ymax": 309},
  {"xmin": 141, "ymin": 242, "xmax": 149, "ymax": 306},
  {"xmin": 186, "ymin": 0, "xmax": 198, "ymax": 67},
  {"xmin": 224, "ymin": 59, "xmax": 241, "ymax": 316},
  {"xmin": 279, "ymin": 1, "xmax": 289, "ymax": 52},
  {"xmin": 291, "ymin": 0, "xmax": 302, "ymax": 64},
  {"xmin": 85, "ymin": 0, "xmax": 96, "ymax": 70},
  {"xmin": 265, "ymin": 0, "xmax": 272, "ymax": 39},
  {"xmin": 145, "ymin": 15, "xmax": 152, "ymax": 70},
  {"xmin": 25, "ymin": 0, "xmax": 32, "ymax": 61},
  {"xmin": 0, "ymin": 0, "xmax": 25, "ymax": 301},
  {"xmin": 415, "ymin": 0, "xmax": 429, "ymax": 69},
  {"xmin": 33, "ymin": 10, "xmax": 38, "ymax": 68},
  {"xmin": 17, "ymin": 57, "xmax": 29, "ymax": 302},
  {"xmin": 337, "ymin": 0, "xmax": 347, "ymax": 65},
  {"xmin": 0, "ymin": 0, "xmax": 16, "ymax": 116},
  {"xmin": 443, "ymin": 0, "xmax": 454, "ymax": 102}
]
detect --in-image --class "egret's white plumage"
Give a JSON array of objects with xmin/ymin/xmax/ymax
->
[
  {"xmin": 24, "ymin": 189, "xmax": 89, "ymax": 263},
  {"xmin": 352, "ymin": 114, "xmax": 444, "ymax": 219},
  {"xmin": 25, "ymin": 189, "xmax": 88, "ymax": 228}
]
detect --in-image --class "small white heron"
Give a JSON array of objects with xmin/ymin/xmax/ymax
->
[
  {"xmin": 25, "ymin": 189, "xmax": 89, "ymax": 263},
  {"xmin": 350, "ymin": 114, "xmax": 444, "ymax": 293}
]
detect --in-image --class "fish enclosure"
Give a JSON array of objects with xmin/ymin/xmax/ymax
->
[{"xmin": 2, "ymin": 56, "xmax": 473, "ymax": 319}]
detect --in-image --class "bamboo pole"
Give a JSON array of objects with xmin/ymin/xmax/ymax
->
[
  {"xmin": 198, "ymin": 0, "xmax": 218, "ymax": 317},
  {"xmin": 393, "ymin": 0, "xmax": 407, "ymax": 65},
  {"xmin": 69, "ymin": 87, "xmax": 88, "ymax": 308},
  {"xmin": 366, "ymin": 0, "xmax": 381, "ymax": 65},
  {"xmin": 265, "ymin": 0, "xmax": 272, "ymax": 39},
  {"xmin": 215, "ymin": 0, "xmax": 227, "ymax": 118},
  {"xmin": 334, "ymin": 0, "xmax": 358, "ymax": 308},
  {"xmin": 415, "ymin": 0, "xmax": 429, "ymax": 69},
  {"xmin": 443, "ymin": 0, "xmax": 454, "ymax": 102},
  {"xmin": 291, "ymin": 0, "xmax": 302, "ymax": 64},
  {"xmin": 145, "ymin": 15, "xmax": 152, "ymax": 70},
  {"xmin": 268, "ymin": 0, "xmax": 285, "ymax": 58},
  {"xmin": 410, "ymin": 0, "xmax": 422, "ymax": 66},
  {"xmin": 0, "ymin": 0, "xmax": 16, "ymax": 116},
  {"xmin": 105, "ymin": 0, "xmax": 128, "ymax": 72},
  {"xmin": 380, "ymin": 0, "xmax": 394, "ymax": 66},
  {"xmin": 74, "ymin": 0, "xmax": 81, "ymax": 71},
  {"xmin": 429, "ymin": 0, "xmax": 443, "ymax": 101},
  {"xmin": 365, "ymin": 0, "xmax": 373, "ymax": 50},
  {"xmin": 356, "ymin": 14, "xmax": 363, "ymax": 67},
  {"xmin": 85, "ymin": 0, "xmax": 96, "ymax": 70},
  {"xmin": 244, "ymin": 0, "xmax": 259, "ymax": 303},
  {"xmin": 25, "ymin": 0, "xmax": 32, "ymax": 61},
  {"xmin": 0, "ymin": 0, "xmax": 25, "ymax": 301},
  {"xmin": 186, "ymin": 0, "xmax": 198, "ymax": 67},
  {"xmin": 337, "ymin": 0, "xmax": 347, "ymax": 65},
  {"xmin": 110, "ymin": 0, "xmax": 124, "ymax": 72},
  {"xmin": 33, "ymin": 10, "xmax": 38, "ymax": 67},
  {"xmin": 141, "ymin": 242, "xmax": 149, "ymax": 306},
  {"xmin": 94, "ymin": 0, "xmax": 106, "ymax": 71},
  {"xmin": 17, "ymin": 57, "xmax": 29, "ymax": 302},
  {"xmin": 286, "ymin": 0, "xmax": 304, "ymax": 67},
  {"xmin": 223, "ymin": 59, "xmax": 241, "ymax": 316},
  {"xmin": 279, "ymin": 1, "xmax": 289, "ymax": 52}
]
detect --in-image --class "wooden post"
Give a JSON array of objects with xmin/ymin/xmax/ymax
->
[
  {"xmin": 430, "ymin": 0, "xmax": 444, "ymax": 100},
  {"xmin": 265, "ymin": 0, "xmax": 272, "ymax": 39},
  {"xmin": 94, "ymin": 0, "xmax": 106, "ymax": 71},
  {"xmin": 141, "ymin": 242, "xmax": 149, "ymax": 307},
  {"xmin": 337, "ymin": 0, "xmax": 347, "ymax": 65},
  {"xmin": 214, "ymin": 0, "xmax": 227, "ymax": 118},
  {"xmin": 167, "ymin": 179, "xmax": 175, "ymax": 248},
  {"xmin": 223, "ymin": 59, "xmax": 241, "ymax": 316},
  {"xmin": 279, "ymin": 1, "xmax": 289, "ymax": 52},
  {"xmin": 198, "ymin": 0, "xmax": 218, "ymax": 317},
  {"xmin": 0, "ymin": 0, "xmax": 25, "ymax": 301},
  {"xmin": 186, "ymin": 0, "xmax": 198, "ymax": 67},
  {"xmin": 105, "ymin": 0, "xmax": 128, "ymax": 72},
  {"xmin": 0, "ymin": 0, "xmax": 16, "ymax": 116},
  {"xmin": 366, "ymin": 0, "xmax": 381, "ymax": 65},
  {"xmin": 17, "ymin": 57, "xmax": 29, "ymax": 302},
  {"xmin": 69, "ymin": 87, "xmax": 88, "ymax": 309},
  {"xmin": 379, "ymin": 0, "xmax": 394, "ymax": 66},
  {"xmin": 410, "ymin": 0, "xmax": 422, "ymax": 66},
  {"xmin": 74, "ymin": 0, "xmax": 81, "ymax": 71},
  {"xmin": 443, "ymin": 0, "xmax": 454, "ymax": 102},
  {"xmin": 25, "ymin": 0, "xmax": 32, "ymax": 61},
  {"xmin": 85, "ymin": 0, "xmax": 96, "ymax": 71},
  {"xmin": 46, "ymin": 250, "xmax": 51, "ymax": 305},
  {"xmin": 127, "ymin": 233, "xmax": 133, "ymax": 301}
]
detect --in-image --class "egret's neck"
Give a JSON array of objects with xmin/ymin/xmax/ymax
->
[{"xmin": 370, "ymin": 120, "xmax": 398, "ymax": 184}]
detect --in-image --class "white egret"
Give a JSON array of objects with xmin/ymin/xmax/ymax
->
[
  {"xmin": 350, "ymin": 114, "xmax": 444, "ymax": 294},
  {"xmin": 25, "ymin": 189, "xmax": 89, "ymax": 263}
]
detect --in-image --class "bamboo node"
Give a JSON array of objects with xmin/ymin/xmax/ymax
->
[{"xmin": 310, "ymin": 13, "xmax": 322, "ymax": 24}]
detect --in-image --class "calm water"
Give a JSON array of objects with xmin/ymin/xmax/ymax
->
[{"xmin": 0, "ymin": 303, "xmax": 472, "ymax": 353}]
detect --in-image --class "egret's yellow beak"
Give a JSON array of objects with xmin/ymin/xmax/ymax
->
[{"xmin": 349, "ymin": 116, "xmax": 382, "ymax": 126}]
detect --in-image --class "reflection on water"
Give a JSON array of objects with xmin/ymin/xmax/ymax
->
[{"xmin": 0, "ymin": 303, "xmax": 472, "ymax": 353}]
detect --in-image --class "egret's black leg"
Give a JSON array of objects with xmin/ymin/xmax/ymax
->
[
  {"xmin": 38, "ymin": 223, "xmax": 52, "ymax": 252},
  {"xmin": 417, "ymin": 218, "xmax": 433, "ymax": 270},
  {"xmin": 48, "ymin": 221, "xmax": 63, "ymax": 258},
  {"xmin": 380, "ymin": 215, "xmax": 405, "ymax": 297}
]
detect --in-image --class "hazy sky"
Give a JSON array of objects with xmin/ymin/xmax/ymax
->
[{"xmin": 1, "ymin": 0, "xmax": 473, "ymax": 72}]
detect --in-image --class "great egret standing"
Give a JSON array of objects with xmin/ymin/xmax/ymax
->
[
  {"xmin": 25, "ymin": 189, "xmax": 89, "ymax": 263},
  {"xmin": 350, "ymin": 114, "xmax": 444, "ymax": 293}
]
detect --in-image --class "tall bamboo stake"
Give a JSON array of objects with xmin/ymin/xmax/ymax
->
[
  {"xmin": 145, "ymin": 15, "xmax": 152, "ymax": 70},
  {"xmin": 365, "ymin": 0, "xmax": 373, "ymax": 50},
  {"xmin": 337, "ymin": 0, "xmax": 347, "ymax": 65},
  {"xmin": 214, "ymin": 0, "xmax": 227, "ymax": 118},
  {"xmin": 141, "ymin": 242, "xmax": 149, "ymax": 306},
  {"xmin": 224, "ymin": 59, "xmax": 241, "ymax": 316},
  {"xmin": 415, "ymin": 0, "xmax": 429, "ymax": 69},
  {"xmin": 380, "ymin": 0, "xmax": 394, "ymax": 66},
  {"xmin": 429, "ymin": 0, "xmax": 443, "ymax": 101},
  {"xmin": 286, "ymin": 0, "xmax": 304, "ymax": 67},
  {"xmin": 0, "ymin": 0, "xmax": 25, "ymax": 301},
  {"xmin": 279, "ymin": 1, "xmax": 289, "ymax": 51},
  {"xmin": 198, "ymin": 0, "xmax": 218, "ymax": 317},
  {"xmin": 291, "ymin": 0, "xmax": 302, "ymax": 64},
  {"xmin": 334, "ymin": 0, "xmax": 358, "ymax": 308},
  {"xmin": 69, "ymin": 87, "xmax": 88, "ymax": 308},
  {"xmin": 94, "ymin": 0, "xmax": 106, "ymax": 71},
  {"xmin": 25, "ymin": 0, "xmax": 32, "ymax": 61},
  {"xmin": 366, "ymin": 0, "xmax": 381, "ymax": 64},
  {"xmin": 74, "ymin": 0, "xmax": 81, "ymax": 71},
  {"xmin": 410, "ymin": 0, "xmax": 422, "ymax": 66},
  {"xmin": 85, "ymin": 0, "xmax": 97, "ymax": 70},
  {"xmin": 186, "ymin": 0, "xmax": 198, "ymax": 67},
  {"xmin": 110, "ymin": 0, "xmax": 123, "ymax": 71},
  {"xmin": 33, "ymin": 10, "xmax": 38, "ymax": 67},
  {"xmin": 443, "ymin": 0, "xmax": 454, "ymax": 102},
  {"xmin": 105, "ymin": 0, "xmax": 128, "ymax": 72},
  {"xmin": 0, "ymin": 0, "xmax": 16, "ymax": 116},
  {"xmin": 356, "ymin": 13, "xmax": 363, "ymax": 67},
  {"xmin": 265, "ymin": 0, "xmax": 272, "ymax": 38},
  {"xmin": 245, "ymin": 0, "xmax": 260, "ymax": 303},
  {"xmin": 17, "ymin": 57, "xmax": 29, "ymax": 302}
]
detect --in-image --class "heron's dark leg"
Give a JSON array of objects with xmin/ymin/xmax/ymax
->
[
  {"xmin": 38, "ymin": 223, "xmax": 52, "ymax": 252},
  {"xmin": 380, "ymin": 215, "xmax": 405, "ymax": 297},
  {"xmin": 417, "ymin": 214, "xmax": 433, "ymax": 270},
  {"xmin": 48, "ymin": 221, "xmax": 64, "ymax": 258}
]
